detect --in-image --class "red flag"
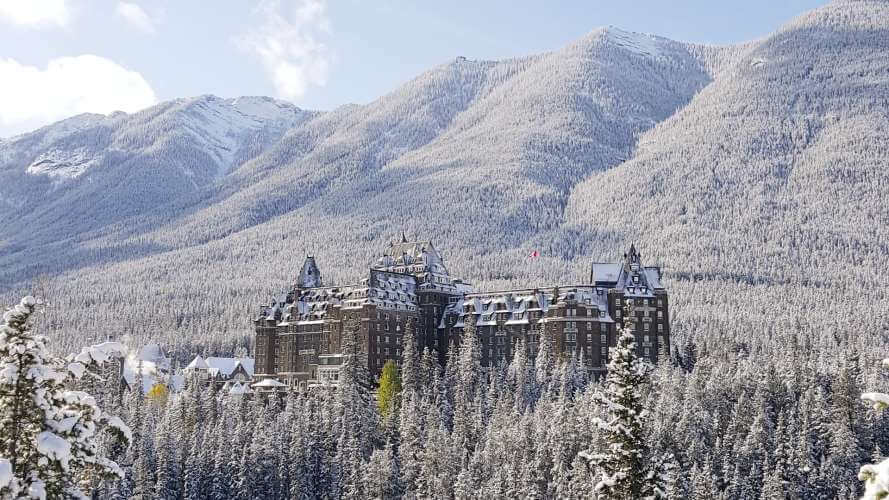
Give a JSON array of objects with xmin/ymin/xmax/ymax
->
[{"xmin": 529, "ymin": 250, "xmax": 539, "ymax": 258}]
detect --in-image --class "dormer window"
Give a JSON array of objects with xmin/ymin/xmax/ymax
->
[{"xmin": 633, "ymin": 275, "xmax": 639, "ymax": 283}]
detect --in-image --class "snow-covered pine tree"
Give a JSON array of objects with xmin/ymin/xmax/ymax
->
[
  {"xmin": 507, "ymin": 339, "xmax": 536, "ymax": 413},
  {"xmin": 857, "ymin": 358, "xmax": 889, "ymax": 499},
  {"xmin": 452, "ymin": 315, "xmax": 481, "ymax": 455},
  {"xmin": 400, "ymin": 316, "xmax": 421, "ymax": 398},
  {"xmin": 581, "ymin": 297, "xmax": 663, "ymax": 499},
  {"xmin": 336, "ymin": 316, "xmax": 379, "ymax": 498},
  {"xmin": 534, "ymin": 321, "xmax": 554, "ymax": 400},
  {"xmin": 0, "ymin": 296, "xmax": 131, "ymax": 499},
  {"xmin": 362, "ymin": 439, "xmax": 399, "ymax": 500}
]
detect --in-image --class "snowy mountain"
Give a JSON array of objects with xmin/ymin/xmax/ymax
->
[{"xmin": 0, "ymin": 0, "xmax": 887, "ymax": 360}]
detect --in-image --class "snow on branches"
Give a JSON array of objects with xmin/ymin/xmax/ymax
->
[{"xmin": 0, "ymin": 296, "xmax": 131, "ymax": 499}]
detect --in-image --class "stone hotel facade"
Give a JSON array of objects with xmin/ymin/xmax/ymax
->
[{"xmin": 254, "ymin": 237, "xmax": 669, "ymax": 389}]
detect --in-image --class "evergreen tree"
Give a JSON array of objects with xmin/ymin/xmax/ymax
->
[
  {"xmin": 401, "ymin": 317, "xmax": 421, "ymax": 398},
  {"xmin": 336, "ymin": 317, "xmax": 379, "ymax": 498},
  {"xmin": 581, "ymin": 298, "xmax": 663, "ymax": 499},
  {"xmin": 362, "ymin": 440, "xmax": 399, "ymax": 500},
  {"xmin": 0, "ymin": 296, "xmax": 131, "ymax": 499}
]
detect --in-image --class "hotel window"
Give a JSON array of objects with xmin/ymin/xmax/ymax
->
[
  {"xmin": 658, "ymin": 324, "xmax": 664, "ymax": 332},
  {"xmin": 644, "ymin": 348, "xmax": 650, "ymax": 357},
  {"xmin": 644, "ymin": 335, "xmax": 650, "ymax": 343},
  {"xmin": 657, "ymin": 299, "xmax": 663, "ymax": 307},
  {"xmin": 385, "ymin": 336, "xmax": 390, "ymax": 343},
  {"xmin": 600, "ymin": 334, "xmax": 607, "ymax": 343},
  {"xmin": 657, "ymin": 311, "xmax": 663, "ymax": 319},
  {"xmin": 600, "ymin": 346, "xmax": 607, "ymax": 356},
  {"xmin": 600, "ymin": 323, "xmax": 607, "ymax": 332},
  {"xmin": 615, "ymin": 309, "xmax": 621, "ymax": 317}
]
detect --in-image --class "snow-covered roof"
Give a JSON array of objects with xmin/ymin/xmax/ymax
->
[
  {"xmin": 296, "ymin": 256, "xmax": 322, "ymax": 288},
  {"xmin": 229, "ymin": 382, "xmax": 253, "ymax": 395},
  {"xmin": 373, "ymin": 238, "xmax": 450, "ymax": 276},
  {"xmin": 591, "ymin": 263, "xmax": 623, "ymax": 285},
  {"xmin": 252, "ymin": 378, "xmax": 286, "ymax": 388},
  {"xmin": 184, "ymin": 355, "xmax": 209, "ymax": 371},
  {"xmin": 205, "ymin": 357, "xmax": 255, "ymax": 377},
  {"xmin": 444, "ymin": 286, "xmax": 612, "ymax": 328}
]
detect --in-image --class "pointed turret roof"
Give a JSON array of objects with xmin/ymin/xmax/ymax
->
[
  {"xmin": 185, "ymin": 355, "xmax": 209, "ymax": 371},
  {"xmin": 296, "ymin": 255, "xmax": 322, "ymax": 288}
]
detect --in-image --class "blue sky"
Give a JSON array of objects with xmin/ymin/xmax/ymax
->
[{"xmin": 0, "ymin": 0, "xmax": 828, "ymax": 137}]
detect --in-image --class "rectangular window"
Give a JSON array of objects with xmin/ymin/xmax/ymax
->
[
  {"xmin": 657, "ymin": 311, "xmax": 663, "ymax": 319},
  {"xmin": 385, "ymin": 336, "xmax": 390, "ymax": 343},
  {"xmin": 644, "ymin": 335, "xmax": 650, "ymax": 342},
  {"xmin": 601, "ymin": 334, "xmax": 607, "ymax": 343},
  {"xmin": 658, "ymin": 324, "xmax": 664, "ymax": 332},
  {"xmin": 600, "ymin": 323, "xmax": 607, "ymax": 332},
  {"xmin": 644, "ymin": 323, "xmax": 650, "ymax": 331},
  {"xmin": 600, "ymin": 346, "xmax": 607, "ymax": 355},
  {"xmin": 657, "ymin": 299, "xmax": 663, "ymax": 307},
  {"xmin": 644, "ymin": 347, "xmax": 650, "ymax": 357}
]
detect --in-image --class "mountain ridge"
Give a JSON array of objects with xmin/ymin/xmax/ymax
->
[{"xmin": 2, "ymin": 0, "xmax": 888, "ymax": 356}]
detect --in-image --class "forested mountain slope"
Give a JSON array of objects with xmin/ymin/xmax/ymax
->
[
  {"xmin": 561, "ymin": 0, "xmax": 889, "ymax": 284},
  {"xmin": 0, "ymin": 0, "xmax": 887, "ymax": 368},
  {"xmin": 0, "ymin": 95, "xmax": 314, "ymax": 248}
]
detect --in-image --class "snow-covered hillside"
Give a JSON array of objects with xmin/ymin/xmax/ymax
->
[{"xmin": 0, "ymin": 1, "xmax": 887, "ymax": 383}]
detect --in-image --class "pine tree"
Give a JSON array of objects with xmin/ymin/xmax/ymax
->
[
  {"xmin": 362, "ymin": 440, "xmax": 399, "ymax": 499},
  {"xmin": 336, "ymin": 317, "xmax": 378, "ymax": 498},
  {"xmin": 401, "ymin": 317, "xmax": 421, "ymax": 398},
  {"xmin": 452, "ymin": 316, "xmax": 481, "ymax": 455},
  {"xmin": 581, "ymin": 298, "xmax": 663, "ymax": 499},
  {"xmin": 0, "ymin": 296, "xmax": 131, "ymax": 499},
  {"xmin": 507, "ymin": 339, "xmax": 536, "ymax": 413}
]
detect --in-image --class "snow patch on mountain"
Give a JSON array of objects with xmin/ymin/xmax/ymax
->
[
  {"xmin": 26, "ymin": 147, "xmax": 103, "ymax": 179},
  {"xmin": 603, "ymin": 26, "xmax": 663, "ymax": 56},
  {"xmin": 169, "ymin": 95, "xmax": 308, "ymax": 176}
]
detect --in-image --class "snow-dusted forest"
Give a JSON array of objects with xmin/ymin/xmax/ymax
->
[{"xmin": 3, "ymin": 0, "xmax": 889, "ymax": 497}]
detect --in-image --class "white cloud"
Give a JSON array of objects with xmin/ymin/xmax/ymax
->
[
  {"xmin": 115, "ymin": 1, "xmax": 155, "ymax": 34},
  {"xmin": 236, "ymin": 0, "xmax": 331, "ymax": 101},
  {"xmin": 0, "ymin": 0, "xmax": 70, "ymax": 27},
  {"xmin": 0, "ymin": 55, "xmax": 157, "ymax": 137}
]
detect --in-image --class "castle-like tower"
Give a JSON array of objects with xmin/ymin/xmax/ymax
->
[{"xmin": 253, "ymin": 238, "xmax": 669, "ymax": 388}]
